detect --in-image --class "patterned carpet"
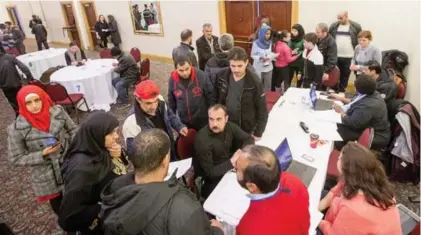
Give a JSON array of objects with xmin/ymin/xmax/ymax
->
[{"xmin": 0, "ymin": 40, "xmax": 418, "ymax": 234}]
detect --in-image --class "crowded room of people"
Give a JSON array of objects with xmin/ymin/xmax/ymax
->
[{"xmin": 0, "ymin": 0, "xmax": 420, "ymax": 235}]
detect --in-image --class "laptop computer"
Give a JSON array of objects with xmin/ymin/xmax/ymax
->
[
  {"xmin": 310, "ymin": 86, "xmax": 334, "ymax": 111},
  {"xmin": 275, "ymin": 138, "xmax": 317, "ymax": 188}
]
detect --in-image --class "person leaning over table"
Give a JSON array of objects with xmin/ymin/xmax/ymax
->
[
  {"xmin": 65, "ymin": 42, "xmax": 87, "ymax": 66},
  {"xmin": 317, "ymin": 142, "xmax": 401, "ymax": 235},
  {"xmin": 7, "ymin": 85, "xmax": 77, "ymax": 216},
  {"xmin": 330, "ymin": 75, "xmax": 390, "ymax": 151}
]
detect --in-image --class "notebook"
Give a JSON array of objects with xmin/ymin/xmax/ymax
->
[{"xmin": 310, "ymin": 86, "xmax": 334, "ymax": 111}]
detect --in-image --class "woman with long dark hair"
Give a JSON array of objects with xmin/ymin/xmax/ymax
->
[
  {"xmin": 7, "ymin": 85, "xmax": 77, "ymax": 215},
  {"xmin": 318, "ymin": 142, "xmax": 400, "ymax": 235},
  {"xmin": 59, "ymin": 111, "xmax": 128, "ymax": 235},
  {"xmin": 107, "ymin": 15, "xmax": 121, "ymax": 48},
  {"xmin": 94, "ymin": 15, "xmax": 109, "ymax": 48},
  {"xmin": 288, "ymin": 24, "xmax": 305, "ymax": 88}
]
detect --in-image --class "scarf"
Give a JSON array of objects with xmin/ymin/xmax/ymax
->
[
  {"xmin": 255, "ymin": 24, "xmax": 272, "ymax": 49},
  {"xmin": 17, "ymin": 85, "xmax": 53, "ymax": 133},
  {"xmin": 291, "ymin": 24, "xmax": 305, "ymax": 42},
  {"xmin": 66, "ymin": 48, "xmax": 82, "ymax": 63}
]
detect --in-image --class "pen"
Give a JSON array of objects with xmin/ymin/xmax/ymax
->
[{"xmin": 278, "ymin": 100, "xmax": 285, "ymax": 107}]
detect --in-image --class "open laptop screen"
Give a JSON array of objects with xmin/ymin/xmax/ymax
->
[
  {"xmin": 309, "ymin": 86, "xmax": 317, "ymax": 108},
  {"xmin": 274, "ymin": 138, "xmax": 293, "ymax": 170}
]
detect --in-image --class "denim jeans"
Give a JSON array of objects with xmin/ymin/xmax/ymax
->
[{"xmin": 112, "ymin": 77, "xmax": 129, "ymax": 103}]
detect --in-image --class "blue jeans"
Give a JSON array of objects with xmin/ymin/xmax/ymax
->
[{"xmin": 112, "ymin": 77, "xmax": 129, "ymax": 103}]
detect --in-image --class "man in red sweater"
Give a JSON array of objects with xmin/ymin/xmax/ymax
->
[{"xmin": 235, "ymin": 145, "xmax": 310, "ymax": 235}]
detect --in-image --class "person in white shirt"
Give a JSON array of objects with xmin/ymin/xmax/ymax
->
[{"xmin": 329, "ymin": 11, "xmax": 362, "ymax": 92}]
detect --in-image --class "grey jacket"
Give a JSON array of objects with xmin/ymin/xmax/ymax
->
[
  {"xmin": 114, "ymin": 52, "xmax": 140, "ymax": 81},
  {"xmin": 7, "ymin": 105, "xmax": 77, "ymax": 197},
  {"xmin": 172, "ymin": 43, "xmax": 198, "ymax": 67},
  {"xmin": 351, "ymin": 44, "xmax": 382, "ymax": 74},
  {"xmin": 32, "ymin": 23, "xmax": 47, "ymax": 42},
  {"xmin": 329, "ymin": 20, "xmax": 362, "ymax": 49},
  {"xmin": 108, "ymin": 20, "xmax": 121, "ymax": 45}
]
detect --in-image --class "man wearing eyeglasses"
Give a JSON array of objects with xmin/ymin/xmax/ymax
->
[{"xmin": 122, "ymin": 80, "xmax": 188, "ymax": 160}]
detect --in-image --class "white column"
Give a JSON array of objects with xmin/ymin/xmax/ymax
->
[{"xmin": 72, "ymin": 0, "xmax": 90, "ymax": 50}]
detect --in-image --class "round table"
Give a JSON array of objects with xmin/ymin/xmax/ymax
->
[
  {"xmin": 50, "ymin": 59, "xmax": 118, "ymax": 112},
  {"xmin": 17, "ymin": 48, "xmax": 67, "ymax": 80}
]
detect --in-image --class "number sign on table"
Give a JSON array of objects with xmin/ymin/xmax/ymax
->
[{"xmin": 74, "ymin": 82, "xmax": 85, "ymax": 94}]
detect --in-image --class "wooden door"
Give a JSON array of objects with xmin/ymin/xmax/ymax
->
[
  {"xmin": 81, "ymin": 2, "xmax": 98, "ymax": 50},
  {"xmin": 61, "ymin": 3, "xmax": 81, "ymax": 46},
  {"xmin": 225, "ymin": 1, "xmax": 255, "ymax": 56},
  {"xmin": 259, "ymin": 1, "xmax": 292, "ymax": 32},
  {"xmin": 6, "ymin": 6, "xmax": 25, "ymax": 35}
]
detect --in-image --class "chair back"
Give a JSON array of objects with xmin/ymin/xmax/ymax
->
[
  {"xmin": 265, "ymin": 91, "xmax": 281, "ymax": 104},
  {"xmin": 100, "ymin": 48, "xmax": 112, "ymax": 59},
  {"xmin": 45, "ymin": 82, "xmax": 69, "ymax": 102},
  {"xmin": 176, "ymin": 129, "xmax": 197, "ymax": 160},
  {"xmin": 396, "ymin": 82, "xmax": 406, "ymax": 99},
  {"xmin": 323, "ymin": 66, "xmax": 340, "ymax": 88},
  {"xmin": 6, "ymin": 48, "xmax": 20, "ymax": 56},
  {"xmin": 28, "ymin": 80, "xmax": 47, "ymax": 91},
  {"xmin": 140, "ymin": 58, "xmax": 150, "ymax": 77},
  {"xmin": 130, "ymin": 47, "xmax": 141, "ymax": 63},
  {"xmin": 357, "ymin": 128, "xmax": 374, "ymax": 148}
]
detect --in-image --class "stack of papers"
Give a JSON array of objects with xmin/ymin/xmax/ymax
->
[{"xmin": 164, "ymin": 158, "xmax": 192, "ymax": 181}]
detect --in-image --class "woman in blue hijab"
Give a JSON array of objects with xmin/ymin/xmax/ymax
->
[{"xmin": 251, "ymin": 24, "xmax": 274, "ymax": 91}]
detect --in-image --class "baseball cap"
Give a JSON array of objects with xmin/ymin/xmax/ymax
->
[{"xmin": 134, "ymin": 80, "xmax": 160, "ymax": 100}]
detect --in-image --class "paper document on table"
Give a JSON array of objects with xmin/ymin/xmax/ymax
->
[
  {"xmin": 306, "ymin": 121, "xmax": 342, "ymax": 141},
  {"xmin": 310, "ymin": 211, "xmax": 324, "ymax": 235},
  {"xmin": 309, "ymin": 110, "xmax": 342, "ymax": 123},
  {"xmin": 164, "ymin": 158, "xmax": 192, "ymax": 181},
  {"xmin": 204, "ymin": 172, "xmax": 250, "ymax": 226}
]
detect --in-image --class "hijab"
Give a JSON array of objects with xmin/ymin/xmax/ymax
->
[
  {"xmin": 17, "ymin": 85, "xmax": 53, "ymax": 133},
  {"xmin": 291, "ymin": 24, "xmax": 305, "ymax": 42},
  {"xmin": 255, "ymin": 24, "xmax": 272, "ymax": 50},
  {"xmin": 63, "ymin": 111, "xmax": 119, "ymax": 183}
]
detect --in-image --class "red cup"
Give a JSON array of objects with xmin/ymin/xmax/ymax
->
[{"xmin": 310, "ymin": 133, "xmax": 319, "ymax": 148}]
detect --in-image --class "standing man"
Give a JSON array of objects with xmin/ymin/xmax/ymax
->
[
  {"xmin": 122, "ymin": 80, "xmax": 188, "ymax": 160},
  {"xmin": 168, "ymin": 57, "xmax": 214, "ymax": 131},
  {"xmin": 11, "ymin": 26, "xmax": 25, "ymax": 54},
  {"xmin": 0, "ymin": 45, "xmax": 34, "ymax": 117},
  {"xmin": 32, "ymin": 20, "xmax": 49, "ymax": 50},
  {"xmin": 329, "ymin": 11, "xmax": 362, "ymax": 92},
  {"xmin": 196, "ymin": 23, "xmax": 221, "ymax": 71},
  {"xmin": 316, "ymin": 23, "xmax": 337, "ymax": 86},
  {"xmin": 111, "ymin": 47, "xmax": 139, "ymax": 109},
  {"xmin": 194, "ymin": 104, "xmax": 254, "ymax": 198},
  {"xmin": 214, "ymin": 46, "xmax": 268, "ymax": 141},
  {"xmin": 172, "ymin": 29, "xmax": 198, "ymax": 68}
]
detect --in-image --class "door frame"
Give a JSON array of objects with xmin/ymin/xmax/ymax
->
[
  {"xmin": 79, "ymin": 1, "xmax": 98, "ymax": 50},
  {"xmin": 5, "ymin": 5, "xmax": 25, "ymax": 37},
  {"xmin": 60, "ymin": 1, "xmax": 81, "ymax": 45}
]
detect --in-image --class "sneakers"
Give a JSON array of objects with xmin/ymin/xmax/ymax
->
[{"xmin": 116, "ymin": 103, "xmax": 130, "ymax": 110}]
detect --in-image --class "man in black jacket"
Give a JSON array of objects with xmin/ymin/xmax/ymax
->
[
  {"xmin": 316, "ymin": 23, "xmax": 338, "ymax": 84},
  {"xmin": 32, "ymin": 20, "xmax": 49, "ymax": 51},
  {"xmin": 168, "ymin": 56, "xmax": 213, "ymax": 130},
  {"xmin": 11, "ymin": 26, "xmax": 25, "ymax": 54},
  {"xmin": 101, "ymin": 129, "xmax": 224, "ymax": 235},
  {"xmin": 172, "ymin": 29, "xmax": 198, "ymax": 67},
  {"xmin": 0, "ymin": 45, "xmax": 34, "ymax": 117},
  {"xmin": 329, "ymin": 11, "xmax": 362, "ymax": 92},
  {"xmin": 332, "ymin": 75, "xmax": 390, "ymax": 150},
  {"xmin": 363, "ymin": 60, "xmax": 397, "ymax": 103},
  {"xmin": 111, "ymin": 47, "xmax": 140, "ymax": 109},
  {"xmin": 213, "ymin": 46, "xmax": 268, "ymax": 140},
  {"xmin": 194, "ymin": 104, "xmax": 254, "ymax": 198},
  {"xmin": 196, "ymin": 23, "xmax": 221, "ymax": 70}
]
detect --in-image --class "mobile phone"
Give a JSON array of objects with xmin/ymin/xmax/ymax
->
[
  {"xmin": 299, "ymin": 121, "xmax": 309, "ymax": 133},
  {"xmin": 301, "ymin": 154, "xmax": 315, "ymax": 162}
]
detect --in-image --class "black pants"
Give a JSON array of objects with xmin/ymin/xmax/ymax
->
[
  {"xmin": 273, "ymin": 66, "xmax": 290, "ymax": 91},
  {"xmin": 36, "ymin": 40, "xmax": 49, "ymax": 51},
  {"xmin": 100, "ymin": 37, "xmax": 108, "ymax": 48},
  {"xmin": 2, "ymin": 87, "xmax": 21, "ymax": 117},
  {"xmin": 289, "ymin": 65, "xmax": 303, "ymax": 88},
  {"xmin": 337, "ymin": 57, "xmax": 352, "ymax": 92},
  {"xmin": 49, "ymin": 194, "xmax": 63, "ymax": 216},
  {"xmin": 113, "ymin": 42, "xmax": 120, "ymax": 48}
]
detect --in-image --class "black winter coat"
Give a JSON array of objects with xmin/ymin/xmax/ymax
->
[
  {"xmin": 0, "ymin": 53, "xmax": 34, "ymax": 89},
  {"xmin": 196, "ymin": 35, "xmax": 221, "ymax": 70},
  {"xmin": 317, "ymin": 34, "xmax": 338, "ymax": 73}
]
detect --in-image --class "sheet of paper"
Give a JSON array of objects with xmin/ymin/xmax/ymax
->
[
  {"xmin": 305, "ymin": 120, "xmax": 343, "ymax": 141},
  {"xmin": 304, "ymin": 109, "xmax": 342, "ymax": 123},
  {"xmin": 310, "ymin": 211, "xmax": 324, "ymax": 235},
  {"xmin": 204, "ymin": 172, "xmax": 250, "ymax": 226},
  {"xmin": 164, "ymin": 158, "xmax": 192, "ymax": 181}
]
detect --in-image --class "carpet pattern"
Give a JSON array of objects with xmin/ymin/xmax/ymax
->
[{"xmin": 0, "ymin": 40, "xmax": 418, "ymax": 235}]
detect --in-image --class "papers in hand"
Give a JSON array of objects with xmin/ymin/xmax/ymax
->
[{"xmin": 164, "ymin": 158, "xmax": 192, "ymax": 181}]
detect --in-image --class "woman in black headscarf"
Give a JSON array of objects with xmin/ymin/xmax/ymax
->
[
  {"xmin": 288, "ymin": 24, "xmax": 305, "ymax": 88},
  {"xmin": 58, "ymin": 111, "xmax": 127, "ymax": 235}
]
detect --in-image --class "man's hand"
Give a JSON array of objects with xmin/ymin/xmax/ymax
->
[
  {"xmin": 112, "ymin": 62, "xmax": 118, "ymax": 67},
  {"xmin": 71, "ymin": 61, "xmax": 78, "ymax": 66},
  {"xmin": 297, "ymin": 74, "xmax": 302, "ymax": 80},
  {"xmin": 350, "ymin": 65, "xmax": 360, "ymax": 71},
  {"xmin": 251, "ymin": 135, "xmax": 261, "ymax": 141},
  {"xmin": 42, "ymin": 144, "xmax": 61, "ymax": 157},
  {"xmin": 327, "ymin": 93, "xmax": 342, "ymax": 101},
  {"xmin": 179, "ymin": 127, "xmax": 188, "ymax": 137},
  {"xmin": 322, "ymin": 73, "xmax": 329, "ymax": 81},
  {"xmin": 108, "ymin": 144, "xmax": 122, "ymax": 158},
  {"xmin": 81, "ymin": 59, "xmax": 87, "ymax": 64},
  {"xmin": 333, "ymin": 103, "xmax": 344, "ymax": 115},
  {"xmin": 210, "ymin": 219, "xmax": 224, "ymax": 230}
]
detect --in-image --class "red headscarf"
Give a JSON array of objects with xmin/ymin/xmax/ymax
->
[{"xmin": 17, "ymin": 85, "xmax": 53, "ymax": 133}]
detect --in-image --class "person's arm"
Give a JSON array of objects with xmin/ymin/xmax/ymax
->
[
  {"xmin": 42, "ymin": 25, "xmax": 47, "ymax": 37},
  {"xmin": 323, "ymin": 40, "xmax": 338, "ymax": 73},
  {"xmin": 81, "ymin": 50, "xmax": 87, "ymax": 61},
  {"xmin": 342, "ymin": 104, "xmax": 374, "ymax": 130},
  {"xmin": 319, "ymin": 205, "xmax": 356, "ymax": 235},
  {"xmin": 328, "ymin": 23, "xmax": 335, "ymax": 36},
  {"xmin": 250, "ymin": 42, "xmax": 262, "ymax": 61},
  {"xmin": 166, "ymin": 103, "xmax": 186, "ymax": 132},
  {"xmin": 284, "ymin": 45, "xmax": 300, "ymax": 63},
  {"xmin": 59, "ymin": 106, "xmax": 78, "ymax": 138},
  {"xmin": 122, "ymin": 114, "xmax": 141, "ymax": 157},
  {"xmin": 108, "ymin": 22, "xmax": 116, "ymax": 32},
  {"xmin": 319, "ymin": 182, "xmax": 343, "ymax": 212},
  {"xmin": 252, "ymin": 80, "xmax": 268, "ymax": 137},
  {"xmin": 190, "ymin": 51, "xmax": 199, "ymax": 68},
  {"xmin": 194, "ymin": 138, "xmax": 233, "ymax": 179},
  {"xmin": 167, "ymin": 79, "xmax": 177, "ymax": 113},
  {"xmin": 13, "ymin": 57, "xmax": 34, "ymax": 80},
  {"xmin": 114, "ymin": 57, "xmax": 130, "ymax": 74},
  {"xmin": 94, "ymin": 22, "xmax": 100, "ymax": 33},
  {"xmin": 7, "ymin": 126, "xmax": 46, "ymax": 167},
  {"xmin": 351, "ymin": 45, "xmax": 359, "ymax": 66},
  {"xmin": 230, "ymin": 123, "xmax": 254, "ymax": 147},
  {"xmin": 374, "ymin": 47, "xmax": 382, "ymax": 66},
  {"xmin": 196, "ymin": 38, "xmax": 212, "ymax": 62},
  {"xmin": 65, "ymin": 53, "xmax": 72, "ymax": 66},
  {"xmin": 203, "ymin": 73, "xmax": 214, "ymax": 106}
]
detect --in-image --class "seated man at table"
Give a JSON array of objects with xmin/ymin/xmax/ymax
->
[
  {"xmin": 363, "ymin": 60, "xmax": 397, "ymax": 103},
  {"xmin": 213, "ymin": 46, "xmax": 268, "ymax": 141},
  {"xmin": 111, "ymin": 47, "xmax": 140, "ymax": 109},
  {"xmin": 235, "ymin": 145, "xmax": 310, "ymax": 235},
  {"xmin": 332, "ymin": 75, "xmax": 390, "ymax": 150},
  {"xmin": 122, "ymin": 80, "xmax": 188, "ymax": 161},
  {"xmin": 194, "ymin": 104, "xmax": 254, "ymax": 199},
  {"xmin": 64, "ymin": 42, "xmax": 87, "ymax": 66},
  {"xmin": 168, "ymin": 56, "xmax": 213, "ymax": 131}
]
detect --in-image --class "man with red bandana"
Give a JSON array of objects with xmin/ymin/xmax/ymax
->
[{"xmin": 168, "ymin": 56, "xmax": 214, "ymax": 131}]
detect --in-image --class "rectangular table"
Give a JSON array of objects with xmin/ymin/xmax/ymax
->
[{"xmin": 204, "ymin": 88, "xmax": 341, "ymax": 235}]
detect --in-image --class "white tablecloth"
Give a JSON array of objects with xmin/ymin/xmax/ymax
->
[
  {"xmin": 204, "ymin": 87, "xmax": 336, "ymax": 235},
  {"xmin": 17, "ymin": 48, "xmax": 67, "ymax": 80},
  {"xmin": 50, "ymin": 59, "xmax": 118, "ymax": 112}
]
